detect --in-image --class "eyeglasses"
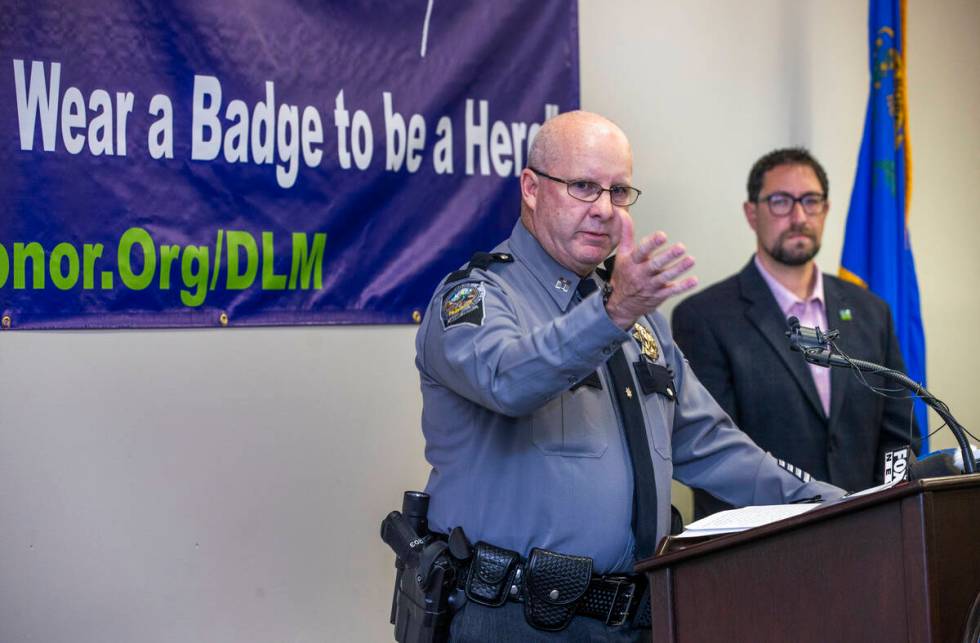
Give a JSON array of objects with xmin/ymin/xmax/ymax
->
[
  {"xmin": 757, "ymin": 192, "xmax": 828, "ymax": 217},
  {"xmin": 528, "ymin": 166, "xmax": 641, "ymax": 207}
]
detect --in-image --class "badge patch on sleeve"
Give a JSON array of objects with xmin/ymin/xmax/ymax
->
[{"xmin": 442, "ymin": 282, "xmax": 486, "ymax": 329}]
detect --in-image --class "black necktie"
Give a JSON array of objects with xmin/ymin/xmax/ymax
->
[{"xmin": 577, "ymin": 278, "xmax": 660, "ymax": 560}]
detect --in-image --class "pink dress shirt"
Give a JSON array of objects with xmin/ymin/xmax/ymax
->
[{"xmin": 754, "ymin": 255, "xmax": 831, "ymax": 416}]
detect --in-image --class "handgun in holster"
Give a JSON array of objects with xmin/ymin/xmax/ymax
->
[{"xmin": 380, "ymin": 491, "xmax": 470, "ymax": 643}]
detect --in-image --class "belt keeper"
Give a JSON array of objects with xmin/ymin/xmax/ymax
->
[{"xmin": 508, "ymin": 564, "xmax": 524, "ymax": 598}]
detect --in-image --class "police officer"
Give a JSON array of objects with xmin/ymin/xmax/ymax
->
[{"xmin": 415, "ymin": 111, "xmax": 843, "ymax": 641}]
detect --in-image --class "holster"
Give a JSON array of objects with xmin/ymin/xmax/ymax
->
[
  {"xmin": 464, "ymin": 541, "xmax": 521, "ymax": 607},
  {"xmin": 391, "ymin": 540, "xmax": 458, "ymax": 643},
  {"xmin": 522, "ymin": 547, "xmax": 593, "ymax": 631}
]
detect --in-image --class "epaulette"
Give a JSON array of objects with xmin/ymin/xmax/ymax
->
[{"xmin": 446, "ymin": 251, "xmax": 514, "ymax": 283}]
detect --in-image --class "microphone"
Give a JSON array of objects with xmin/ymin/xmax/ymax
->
[
  {"xmin": 914, "ymin": 446, "xmax": 980, "ymax": 475},
  {"xmin": 785, "ymin": 316, "xmax": 848, "ymax": 367},
  {"xmin": 909, "ymin": 452, "xmax": 961, "ymax": 480},
  {"xmin": 785, "ymin": 317, "xmax": 977, "ymax": 475}
]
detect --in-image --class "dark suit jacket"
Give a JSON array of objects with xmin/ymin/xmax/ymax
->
[{"xmin": 671, "ymin": 258, "xmax": 915, "ymax": 517}]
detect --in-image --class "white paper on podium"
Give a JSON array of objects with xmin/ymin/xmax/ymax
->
[
  {"xmin": 840, "ymin": 476, "xmax": 903, "ymax": 499},
  {"xmin": 676, "ymin": 503, "xmax": 821, "ymax": 538},
  {"xmin": 675, "ymin": 477, "xmax": 910, "ymax": 539}
]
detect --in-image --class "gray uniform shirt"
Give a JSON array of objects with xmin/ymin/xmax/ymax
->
[{"xmin": 416, "ymin": 221, "xmax": 843, "ymax": 573}]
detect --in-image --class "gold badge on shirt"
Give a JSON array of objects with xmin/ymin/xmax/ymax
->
[{"xmin": 631, "ymin": 323, "xmax": 659, "ymax": 361}]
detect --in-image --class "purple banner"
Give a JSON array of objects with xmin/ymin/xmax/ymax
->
[{"xmin": 0, "ymin": 0, "xmax": 579, "ymax": 328}]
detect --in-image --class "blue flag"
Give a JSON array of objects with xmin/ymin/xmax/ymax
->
[{"xmin": 840, "ymin": 0, "xmax": 928, "ymax": 450}]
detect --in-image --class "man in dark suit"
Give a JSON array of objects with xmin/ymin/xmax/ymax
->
[{"xmin": 671, "ymin": 147, "xmax": 915, "ymax": 518}]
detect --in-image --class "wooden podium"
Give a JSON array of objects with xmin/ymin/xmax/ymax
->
[{"xmin": 637, "ymin": 475, "xmax": 980, "ymax": 643}]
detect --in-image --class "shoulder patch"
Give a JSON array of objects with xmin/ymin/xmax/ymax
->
[{"xmin": 442, "ymin": 282, "xmax": 486, "ymax": 329}]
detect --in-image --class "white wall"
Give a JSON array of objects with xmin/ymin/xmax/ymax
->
[
  {"xmin": 580, "ymin": 0, "xmax": 865, "ymax": 317},
  {"xmin": 1, "ymin": 2, "xmax": 977, "ymax": 642},
  {"xmin": 907, "ymin": 0, "xmax": 980, "ymax": 454},
  {"xmin": 0, "ymin": 327, "xmax": 426, "ymax": 643}
]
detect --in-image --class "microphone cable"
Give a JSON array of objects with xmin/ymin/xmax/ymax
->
[{"xmin": 786, "ymin": 317, "xmax": 977, "ymax": 473}]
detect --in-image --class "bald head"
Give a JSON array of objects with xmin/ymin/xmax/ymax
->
[{"xmin": 527, "ymin": 111, "xmax": 632, "ymax": 175}]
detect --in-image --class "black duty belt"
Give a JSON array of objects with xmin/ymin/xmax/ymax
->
[{"xmin": 460, "ymin": 542, "xmax": 651, "ymax": 631}]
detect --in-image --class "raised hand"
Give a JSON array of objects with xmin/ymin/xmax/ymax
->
[{"xmin": 604, "ymin": 212, "xmax": 698, "ymax": 329}]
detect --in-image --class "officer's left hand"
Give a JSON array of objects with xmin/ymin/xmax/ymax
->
[{"xmin": 604, "ymin": 212, "xmax": 698, "ymax": 329}]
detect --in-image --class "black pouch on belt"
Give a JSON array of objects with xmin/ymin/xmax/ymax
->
[
  {"xmin": 464, "ymin": 541, "xmax": 520, "ymax": 607},
  {"xmin": 522, "ymin": 548, "xmax": 593, "ymax": 631}
]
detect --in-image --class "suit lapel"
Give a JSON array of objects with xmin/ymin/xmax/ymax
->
[
  {"xmin": 825, "ymin": 278, "xmax": 854, "ymax": 428},
  {"xmin": 738, "ymin": 260, "xmax": 826, "ymax": 419}
]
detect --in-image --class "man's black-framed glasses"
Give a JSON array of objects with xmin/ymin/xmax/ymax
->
[
  {"xmin": 757, "ymin": 192, "xmax": 828, "ymax": 217},
  {"xmin": 528, "ymin": 166, "xmax": 642, "ymax": 207}
]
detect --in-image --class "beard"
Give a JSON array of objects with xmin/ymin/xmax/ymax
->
[{"xmin": 768, "ymin": 226, "xmax": 821, "ymax": 266}]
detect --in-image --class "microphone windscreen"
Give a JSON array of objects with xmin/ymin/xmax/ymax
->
[
  {"xmin": 951, "ymin": 445, "xmax": 980, "ymax": 471},
  {"xmin": 909, "ymin": 453, "xmax": 960, "ymax": 480}
]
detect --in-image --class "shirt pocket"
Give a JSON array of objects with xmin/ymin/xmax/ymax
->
[{"xmin": 530, "ymin": 386, "xmax": 611, "ymax": 458}]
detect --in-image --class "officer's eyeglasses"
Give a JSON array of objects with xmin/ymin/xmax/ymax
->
[
  {"xmin": 528, "ymin": 166, "xmax": 641, "ymax": 207},
  {"xmin": 757, "ymin": 192, "xmax": 828, "ymax": 217}
]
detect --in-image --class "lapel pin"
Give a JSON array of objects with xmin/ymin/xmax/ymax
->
[{"xmin": 839, "ymin": 308, "xmax": 852, "ymax": 321}]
